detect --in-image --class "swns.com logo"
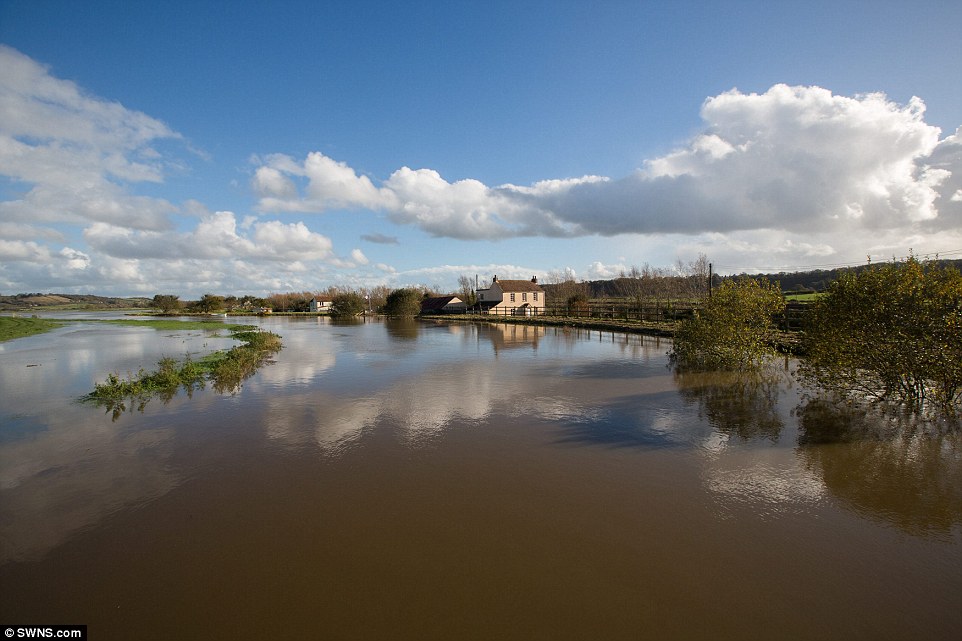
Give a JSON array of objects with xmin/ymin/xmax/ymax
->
[{"xmin": 3, "ymin": 627, "xmax": 86, "ymax": 639}]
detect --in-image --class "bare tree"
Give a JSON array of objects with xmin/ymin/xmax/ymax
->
[{"xmin": 457, "ymin": 275, "xmax": 478, "ymax": 308}]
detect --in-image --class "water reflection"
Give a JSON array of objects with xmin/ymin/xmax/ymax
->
[
  {"xmin": 674, "ymin": 368, "xmax": 786, "ymax": 442},
  {"xmin": 0, "ymin": 403, "xmax": 183, "ymax": 563},
  {"xmin": 796, "ymin": 400, "xmax": 962, "ymax": 537},
  {"xmin": 3, "ymin": 315, "xmax": 961, "ymax": 576}
]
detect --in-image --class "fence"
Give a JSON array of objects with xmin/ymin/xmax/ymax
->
[{"xmin": 444, "ymin": 299, "xmax": 813, "ymax": 332}]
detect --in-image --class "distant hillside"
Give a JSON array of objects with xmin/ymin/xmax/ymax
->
[
  {"xmin": 545, "ymin": 258, "xmax": 962, "ymax": 299},
  {"xmin": 0, "ymin": 293, "xmax": 152, "ymax": 311},
  {"xmin": 733, "ymin": 258, "xmax": 962, "ymax": 293}
]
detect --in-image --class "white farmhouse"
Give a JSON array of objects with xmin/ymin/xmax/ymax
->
[{"xmin": 476, "ymin": 276, "xmax": 545, "ymax": 316}]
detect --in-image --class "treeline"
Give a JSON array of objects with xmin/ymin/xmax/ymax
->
[
  {"xmin": 541, "ymin": 255, "xmax": 711, "ymax": 304},
  {"xmin": 545, "ymin": 258, "xmax": 962, "ymax": 299},
  {"xmin": 724, "ymin": 258, "xmax": 962, "ymax": 293},
  {"xmin": 149, "ymin": 284, "xmax": 447, "ymax": 315}
]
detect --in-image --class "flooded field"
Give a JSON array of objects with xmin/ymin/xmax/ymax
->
[{"xmin": 1, "ymin": 314, "xmax": 960, "ymax": 640}]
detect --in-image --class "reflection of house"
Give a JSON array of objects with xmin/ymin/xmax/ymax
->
[
  {"xmin": 481, "ymin": 323, "xmax": 545, "ymax": 353},
  {"xmin": 309, "ymin": 296, "xmax": 333, "ymax": 313},
  {"xmin": 420, "ymin": 295, "xmax": 467, "ymax": 314},
  {"xmin": 476, "ymin": 276, "xmax": 545, "ymax": 315}
]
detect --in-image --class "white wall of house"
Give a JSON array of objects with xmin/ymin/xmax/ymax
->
[{"xmin": 477, "ymin": 277, "xmax": 545, "ymax": 315}]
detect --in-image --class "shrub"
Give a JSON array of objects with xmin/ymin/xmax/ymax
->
[
  {"xmin": 329, "ymin": 292, "xmax": 366, "ymax": 317},
  {"xmin": 799, "ymin": 257, "xmax": 962, "ymax": 411},
  {"xmin": 669, "ymin": 277, "xmax": 784, "ymax": 370},
  {"xmin": 384, "ymin": 288, "xmax": 423, "ymax": 317}
]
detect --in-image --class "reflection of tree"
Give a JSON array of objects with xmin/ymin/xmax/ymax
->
[
  {"xmin": 796, "ymin": 399, "xmax": 962, "ymax": 537},
  {"xmin": 674, "ymin": 368, "xmax": 784, "ymax": 441},
  {"xmin": 384, "ymin": 317, "xmax": 419, "ymax": 340}
]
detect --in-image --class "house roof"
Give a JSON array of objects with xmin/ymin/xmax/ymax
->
[
  {"xmin": 420, "ymin": 295, "xmax": 463, "ymax": 312},
  {"xmin": 492, "ymin": 279, "xmax": 544, "ymax": 293}
]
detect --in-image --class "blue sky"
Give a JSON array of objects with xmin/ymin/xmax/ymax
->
[{"xmin": 2, "ymin": 0, "xmax": 961, "ymax": 297}]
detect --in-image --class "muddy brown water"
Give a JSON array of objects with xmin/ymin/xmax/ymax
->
[{"xmin": 1, "ymin": 315, "xmax": 960, "ymax": 640}]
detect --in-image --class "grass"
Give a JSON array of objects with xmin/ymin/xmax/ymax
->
[
  {"xmin": 784, "ymin": 292, "xmax": 823, "ymax": 302},
  {"xmin": 1, "ymin": 315, "xmax": 247, "ymax": 343},
  {"xmin": 96, "ymin": 318, "xmax": 250, "ymax": 332},
  {"xmin": 85, "ymin": 326, "xmax": 283, "ymax": 419},
  {"xmin": 0, "ymin": 316, "xmax": 66, "ymax": 342}
]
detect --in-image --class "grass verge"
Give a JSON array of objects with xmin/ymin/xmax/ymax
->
[{"xmin": 0, "ymin": 316, "xmax": 66, "ymax": 342}]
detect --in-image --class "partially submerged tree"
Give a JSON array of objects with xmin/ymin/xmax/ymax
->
[
  {"xmin": 669, "ymin": 277, "xmax": 784, "ymax": 370},
  {"xmin": 329, "ymin": 292, "xmax": 366, "ymax": 318},
  {"xmin": 799, "ymin": 256, "xmax": 962, "ymax": 411},
  {"xmin": 383, "ymin": 288, "xmax": 423, "ymax": 317}
]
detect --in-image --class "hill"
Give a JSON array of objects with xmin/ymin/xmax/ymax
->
[{"xmin": 0, "ymin": 293, "xmax": 153, "ymax": 312}]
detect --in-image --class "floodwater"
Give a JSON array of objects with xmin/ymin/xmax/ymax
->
[{"xmin": 1, "ymin": 314, "xmax": 960, "ymax": 640}]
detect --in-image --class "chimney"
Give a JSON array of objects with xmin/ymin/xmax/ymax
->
[
  {"xmin": 493, "ymin": 275, "xmax": 498, "ymax": 282},
  {"xmin": 531, "ymin": 276, "xmax": 538, "ymax": 283}
]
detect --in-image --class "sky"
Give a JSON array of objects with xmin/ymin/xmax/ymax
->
[{"xmin": 1, "ymin": 0, "xmax": 961, "ymax": 298}]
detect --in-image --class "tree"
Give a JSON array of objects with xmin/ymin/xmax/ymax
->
[
  {"xmin": 383, "ymin": 288, "xmax": 423, "ymax": 317},
  {"xmin": 329, "ymin": 292, "xmax": 366, "ymax": 318},
  {"xmin": 457, "ymin": 275, "xmax": 478, "ymax": 308},
  {"xmin": 545, "ymin": 269, "xmax": 587, "ymax": 309},
  {"xmin": 799, "ymin": 256, "xmax": 962, "ymax": 411},
  {"xmin": 151, "ymin": 294, "xmax": 181, "ymax": 314},
  {"xmin": 669, "ymin": 277, "xmax": 784, "ymax": 370},
  {"xmin": 192, "ymin": 293, "xmax": 224, "ymax": 314}
]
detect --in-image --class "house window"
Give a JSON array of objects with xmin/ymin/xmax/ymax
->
[
  {"xmin": 534, "ymin": 292, "xmax": 539, "ymax": 301},
  {"xmin": 522, "ymin": 293, "xmax": 527, "ymax": 302},
  {"xmin": 510, "ymin": 293, "xmax": 515, "ymax": 302}
]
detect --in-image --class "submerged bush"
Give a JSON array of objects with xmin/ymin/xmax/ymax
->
[
  {"xmin": 383, "ymin": 288, "xmax": 423, "ymax": 317},
  {"xmin": 669, "ymin": 277, "xmax": 784, "ymax": 371},
  {"xmin": 799, "ymin": 256, "xmax": 962, "ymax": 412},
  {"xmin": 87, "ymin": 328, "xmax": 282, "ymax": 418},
  {"xmin": 329, "ymin": 292, "xmax": 366, "ymax": 318}
]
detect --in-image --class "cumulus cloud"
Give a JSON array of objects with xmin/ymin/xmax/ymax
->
[
  {"xmin": 0, "ymin": 45, "xmax": 183, "ymax": 231},
  {"xmin": 253, "ymin": 151, "xmax": 605, "ymax": 238},
  {"xmin": 253, "ymin": 84, "xmax": 959, "ymax": 246},
  {"xmin": 83, "ymin": 211, "xmax": 335, "ymax": 263}
]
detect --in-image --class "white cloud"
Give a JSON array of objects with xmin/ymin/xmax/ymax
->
[
  {"xmin": 0, "ymin": 45, "xmax": 184, "ymax": 231},
  {"xmin": 350, "ymin": 248, "xmax": 369, "ymax": 265},
  {"xmin": 254, "ymin": 152, "xmax": 389, "ymax": 212},
  {"xmin": 83, "ymin": 212, "xmax": 335, "ymax": 263},
  {"xmin": 253, "ymin": 85, "xmax": 958, "ymax": 247},
  {"xmin": 253, "ymin": 151, "xmax": 605, "ymax": 239}
]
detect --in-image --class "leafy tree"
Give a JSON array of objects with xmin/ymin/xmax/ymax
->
[
  {"xmin": 799, "ymin": 256, "xmax": 962, "ymax": 411},
  {"xmin": 383, "ymin": 288, "xmax": 423, "ymax": 317},
  {"xmin": 194, "ymin": 293, "xmax": 224, "ymax": 314},
  {"xmin": 151, "ymin": 294, "xmax": 181, "ymax": 314},
  {"xmin": 669, "ymin": 277, "xmax": 784, "ymax": 370},
  {"xmin": 329, "ymin": 292, "xmax": 366, "ymax": 318}
]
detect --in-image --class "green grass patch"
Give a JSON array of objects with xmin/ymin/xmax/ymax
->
[
  {"xmin": 784, "ymin": 292, "xmax": 823, "ymax": 302},
  {"xmin": 85, "ymin": 327, "xmax": 282, "ymax": 419},
  {"xmin": 95, "ymin": 318, "xmax": 250, "ymax": 332},
  {"xmin": 0, "ymin": 316, "xmax": 66, "ymax": 342}
]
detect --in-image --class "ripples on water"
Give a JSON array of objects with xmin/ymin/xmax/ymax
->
[{"xmin": 1, "ymin": 316, "xmax": 959, "ymax": 640}]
